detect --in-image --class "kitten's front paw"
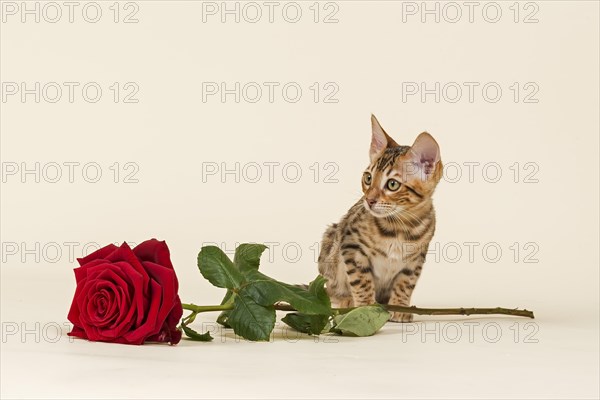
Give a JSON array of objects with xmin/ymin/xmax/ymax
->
[
  {"xmin": 331, "ymin": 297, "xmax": 354, "ymax": 308},
  {"xmin": 389, "ymin": 311, "xmax": 414, "ymax": 323}
]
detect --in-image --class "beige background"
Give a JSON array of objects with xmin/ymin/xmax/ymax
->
[{"xmin": 1, "ymin": 1, "xmax": 599, "ymax": 398}]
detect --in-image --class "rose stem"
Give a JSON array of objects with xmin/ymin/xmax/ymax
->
[{"xmin": 181, "ymin": 303, "xmax": 534, "ymax": 319}]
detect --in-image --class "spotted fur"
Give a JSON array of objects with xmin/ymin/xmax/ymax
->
[{"xmin": 318, "ymin": 115, "xmax": 443, "ymax": 322}]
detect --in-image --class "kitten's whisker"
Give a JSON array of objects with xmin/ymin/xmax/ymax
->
[
  {"xmin": 396, "ymin": 209, "xmax": 426, "ymax": 228},
  {"xmin": 386, "ymin": 214, "xmax": 413, "ymax": 237}
]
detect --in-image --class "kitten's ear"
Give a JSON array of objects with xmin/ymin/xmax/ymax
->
[
  {"xmin": 370, "ymin": 114, "xmax": 398, "ymax": 161},
  {"xmin": 409, "ymin": 132, "xmax": 441, "ymax": 179}
]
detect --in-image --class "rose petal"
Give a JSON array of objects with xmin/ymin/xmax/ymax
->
[
  {"xmin": 141, "ymin": 260, "xmax": 182, "ymax": 344},
  {"xmin": 67, "ymin": 240, "xmax": 183, "ymax": 345},
  {"xmin": 123, "ymin": 280, "xmax": 163, "ymax": 344},
  {"xmin": 89, "ymin": 285, "xmax": 119, "ymax": 327},
  {"xmin": 107, "ymin": 243, "xmax": 150, "ymax": 302},
  {"xmin": 133, "ymin": 239, "xmax": 174, "ymax": 270},
  {"xmin": 145, "ymin": 294, "xmax": 183, "ymax": 345},
  {"xmin": 77, "ymin": 244, "xmax": 118, "ymax": 267},
  {"xmin": 81, "ymin": 264, "xmax": 133, "ymax": 327},
  {"xmin": 166, "ymin": 295, "xmax": 183, "ymax": 331},
  {"xmin": 105, "ymin": 261, "xmax": 144, "ymax": 333},
  {"xmin": 76, "ymin": 262, "xmax": 142, "ymax": 341},
  {"xmin": 146, "ymin": 321, "xmax": 182, "ymax": 345},
  {"xmin": 142, "ymin": 261, "xmax": 178, "ymax": 331}
]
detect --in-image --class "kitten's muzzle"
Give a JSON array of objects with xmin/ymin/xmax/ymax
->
[{"xmin": 366, "ymin": 198, "xmax": 378, "ymax": 208}]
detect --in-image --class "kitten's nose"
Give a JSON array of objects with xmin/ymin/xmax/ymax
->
[{"xmin": 367, "ymin": 198, "xmax": 377, "ymax": 207}]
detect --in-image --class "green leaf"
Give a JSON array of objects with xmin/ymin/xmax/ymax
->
[
  {"xmin": 181, "ymin": 320, "xmax": 214, "ymax": 342},
  {"xmin": 308, "ymin": 275, "xmax": 331, "ymax": 309},
  {"xmin": 281, "ymin": 276, "xmax": 331, "ymax": 335},
  {"xmin": 240, "ymin": 268, "xmax": 272, "ymax": 282},
  {"xmin": 282, "ymin": 313, "xmax": 331, "ymax": 335},
  {"xmin": 197, "ymin": 246, "xmax": 244, "ymax": 289},
  {"xmin": 240, "ymin": 272, "xmax": 331, "ymax": 315},
  {"xmin": 331, "ymin": 305, "xmax": 389, "ymax": 337},
  {"xmin": 234, "ymin": 243, "xmax": 268, "ymax": 273},
  {"xmin": 227, "ymin": 292, "xmax": 276, "ymax": 341}
]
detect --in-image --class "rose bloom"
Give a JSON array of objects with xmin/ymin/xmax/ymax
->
[{"xmin": 67, "ymin": 239, "xmax": 183, "ymax": 345}]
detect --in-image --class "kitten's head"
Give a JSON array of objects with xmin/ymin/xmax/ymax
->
[{"xmin": 362, "ymin": 115, "xmax": 442, "ymax": 217}]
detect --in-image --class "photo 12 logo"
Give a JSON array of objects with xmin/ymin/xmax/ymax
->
[
  {"xmin": 400, "ymin": 321, "xmax": 540, "ymax": 344},
  {"xmin": 1, "ymin": 241, "xmax": 139, "ymax": 264},
  {"xmin": 1, "ymin": 1, "xmax": 140, "ymax": 23},
  {"xmin": 201, "ymin": 161, "xmax": 340, "ymax": 184},
  {"xmin": 203, "ymin": 240, "xmax": 540, "ymax": 266},
  {"xmin": 2, "ymin": 321, "xmax": 74, "ymax": 343},
  {"xmin": 401, "ymin": 82, "xmax": 540, "ymax": 104},
  {"xmin": 1, "ymin": 162, "xmax": 140, "ymax": 184},
  {"xmin": 441, "ymin": 161, "xmax": 540, "ymax": 184},
  {"xmin": 400, "ymin": 1, "xmax": 539, "ymax": 24},
  {"xmin": 200, "ymin": 1, "xmax": 340, "ymax": 23},
  {"xmin": 1, "ymin": 82, "xmax": 140, "ymax": 104},
  {"xmin": 201, "ymin": 82, "xmax": 340, "ymax": 104}
]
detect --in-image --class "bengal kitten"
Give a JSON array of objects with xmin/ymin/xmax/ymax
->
[{"xmin": 318, "ymin": 115, "xmax": 443, "ymax": 322}]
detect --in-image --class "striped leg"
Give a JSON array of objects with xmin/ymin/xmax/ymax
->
[
  {"xmin": 341, "ymin": 244, "xmax": 376, "ymax": 307},
  {"xmin": 387, "ymin": 266, "xmax": 421, "ymax": 322}
]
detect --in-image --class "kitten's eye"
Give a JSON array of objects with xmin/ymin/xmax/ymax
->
[
  {"xmin": 386, "ymin": 179, "xmax": 401, "ymax": 191},
  {"xmin": 363, "ymin": 172, "xmax": 372, "ymax": 186}
]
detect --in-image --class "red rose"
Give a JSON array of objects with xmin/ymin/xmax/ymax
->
[{"xmin": 67, "ymin": 239, "xmax": 183, "ymax": 345}]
